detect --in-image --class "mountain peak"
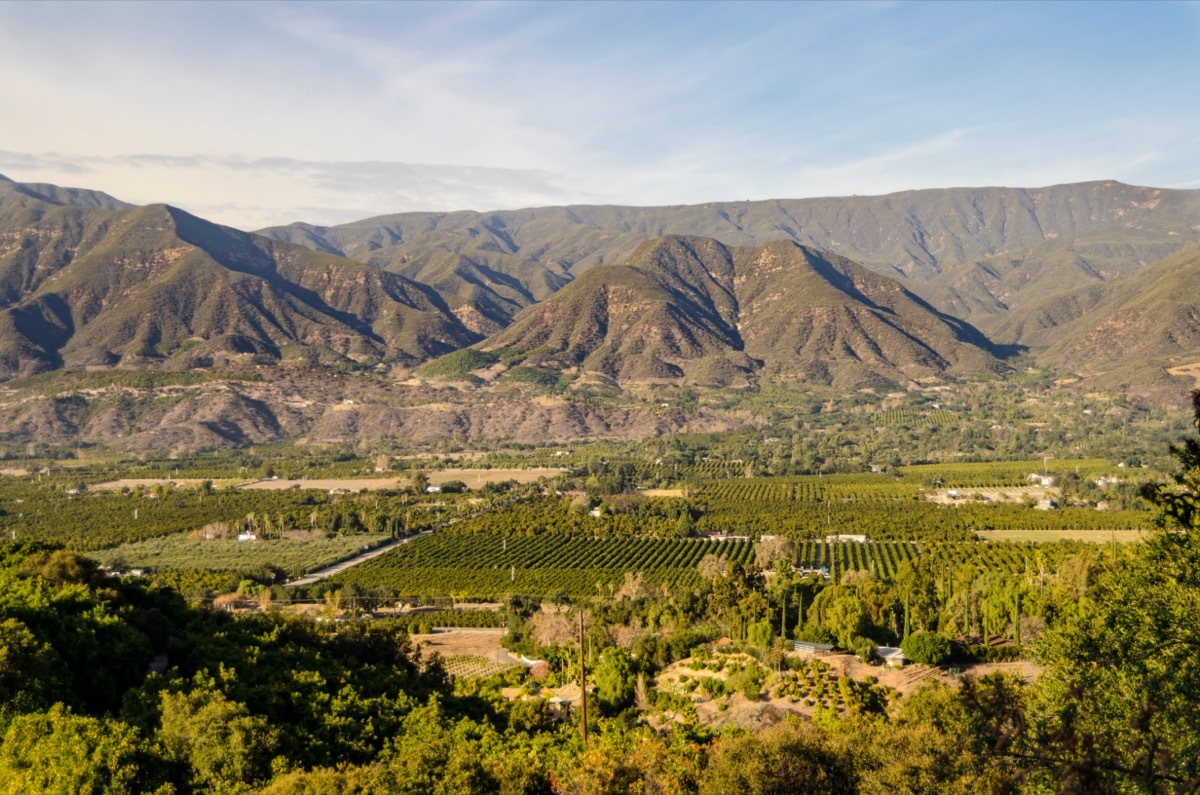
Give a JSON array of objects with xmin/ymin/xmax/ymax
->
[
  {"xmin": 480, "ymin": 235, "xmax": 1003, "ymax": 389},
  {"xmin": 0, "ymin": 175, "xmax": 135, "ymax": 211}
]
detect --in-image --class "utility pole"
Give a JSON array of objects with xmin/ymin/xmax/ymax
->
[{"xmin": 579, "ymin": 610, "xmax": 588, "ymax": 747}]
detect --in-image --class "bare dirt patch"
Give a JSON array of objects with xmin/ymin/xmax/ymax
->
[
  {"xmin": 662, "ymin": 650, "xmax": 1043, "ymax": 731},
  {"xmin": 428, "ymin": 468, "xmax": 566, "ymax": 487},
  {"xmin": 410, "ymin": 628, "xmax": 507, "ymax": 658},
  {"xmin": 927, "ymin": 485, "xmax": 1056, "ymax": 505},
  {"xmin": 1167, "ymin": 362, "xmax": 1200, "ymax": 388},
  {"xmin": 697, "ymin": 694, "xmax": 793, "ymax": 731},
  {"xmin": 92, "ymin": 478, "xmax": 218, "ymax": 490},
  {"xmin": 977, "ymin": 529, "xmax": 1145, "ymax": 543},
  {"xmin": 240, "ymin": 468, "xmax": 565, "ymax": 492},
  {"xmin": 797, "ymin": 652, "xmax": 946, "ymax": 696},
  {"xmin": 394, "ymin": 452, "xmax": 487, "ymax": 461},
  {"xmin": 640, "ymin": 488, "xmax": 686, "ymax": 498},
  {"xmin": 241, "ymin": 477, "xmax": 406, "ymax": 491}
]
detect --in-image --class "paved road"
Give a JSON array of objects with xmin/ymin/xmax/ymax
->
[{"xmin": 285, "ymin": 531, "xmax": 431, "ymax": 587}]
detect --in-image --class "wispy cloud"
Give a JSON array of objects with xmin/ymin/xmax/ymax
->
[
  {"xmin": 0, "ymin": 151, "xmax": 601, "ymax": 229},
  {"xmin": 1, "ymin": 2, "xmax": 1196, "ymax": 228}
]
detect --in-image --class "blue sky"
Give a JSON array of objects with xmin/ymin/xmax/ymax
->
[{"xmin": 1, "ymin": 1, "xmax": 1197, "ymax": 229}]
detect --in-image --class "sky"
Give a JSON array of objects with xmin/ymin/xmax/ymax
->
[{"xmin": 1, "ymin": 1, "xmax": 1198, "ymax": 230}]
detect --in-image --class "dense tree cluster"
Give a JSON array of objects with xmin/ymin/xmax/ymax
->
[{"xmin": 0, "ymin": 479, "xmax": 482, "ymax": 551}]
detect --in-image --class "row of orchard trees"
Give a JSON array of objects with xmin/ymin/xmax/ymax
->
[{"xmin": 0, "ymin": 476, "xmax": 537, "ymax": 551}]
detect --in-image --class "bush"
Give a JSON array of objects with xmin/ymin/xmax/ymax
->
[
  {"xmin": 697, "ymin": 677, "xmax": 726, "ymax": 698},
  {"xmin": 852, "ymin": 636, "xmax": 877, "ymax": 664},
  {"xmin": 415, "ymin": 349, "xmax": 499, "ymax": 380},
  {"xmin": 727, "ymin": 665, "xmax": 766, "ymax": 701},
  {"xmin": 901, "ymin": 632, "xmax": 952, "ymax": 665},
  {"xmin": 747, "ymin": 620, "xmax": 773, "ymax": 649},
  {"xmin": 502, "ymin": 366, "xmax": 563, "ymax": 388},
  {"xmin": 958, "ymin": 643, "xmax": 1023, "ymax": 663}
]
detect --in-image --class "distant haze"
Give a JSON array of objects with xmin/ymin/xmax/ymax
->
[{"xmin": 1, "ymin": 1, "xmax": 1198, "ymax": 229}]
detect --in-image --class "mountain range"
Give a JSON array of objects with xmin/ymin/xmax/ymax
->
[
  {"xmin": 0, "ymin": 172, "xmax": 1198, "ymax": 450},
  {"xmin": 480, "ymin": 235, "xmax": 1001, "ymax": 390},
  {"xmin": 258, "ymin": 180, "xmax": 1200, "ymax": 336},
  {"xmin": 0, "ymin": 175, "xmax": 479, "ymax": 378}
]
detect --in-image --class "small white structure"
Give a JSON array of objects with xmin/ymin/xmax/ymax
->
[
  {"xmin": 825, "ymin": 534, "xmax": 868, "ymax": 544},
  {"xmin": 878, "ymin": 646, "xmax": 907, "ymax": 668},
  {"xmin": 236, "ymin": 532, "xmax": 258, "ymax": 543},
  {"xmin": 425, "ymin": 485, "xmax": 441, "ymax": 494},
  {"xmin": 793, "ymin": 641, "xmax": 835, "ymax": 656}
]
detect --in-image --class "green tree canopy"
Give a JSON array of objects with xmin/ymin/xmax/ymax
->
[
  {"xmin": 1028, "ymin": 390, "xmax": 1200, "ymax": 791},
  {"xmin": 0, "ymin": 705, "xmax": 165, "ymax": 795},
  {"xmin": 901, "ymin": 632, "xmax": 952, "ymax": 666}
]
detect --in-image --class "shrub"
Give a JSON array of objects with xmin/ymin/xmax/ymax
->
[
  {"xmin": 727, "ymin": 665, "xmax": 766, "ymax": 701},
  {"xmin": 901, "ymin": 632, "xmax": 952, "ymax": 665},
  {"xmin": 959, "ymin": 643, "xmax": 1023, "ymax": 663},
  {"xmin": 415, "ymin": 349, "xmax": 499, "ymax": 380},
  {"xmin": 502, "ymin": 366, "xmax": 563, "ymax": 388},
  {"xmin": 747, "ymin": 620, "xmax": 774, "ymax": 649},
  {"xmin": 852, "ymin": 636, "xmax": 877, "ymax": 664}
]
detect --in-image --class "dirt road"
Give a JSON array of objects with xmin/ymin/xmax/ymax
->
[{"xmin": 285, "ymin": 531, "xmax": 430, "ymax": 587}]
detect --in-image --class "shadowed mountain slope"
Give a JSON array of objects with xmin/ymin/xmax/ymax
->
[
  {"xmin": 0, "ymin": 178, "xmax": 477, "ymax": 377},
  {"xmin": 476, "ymin": 236, "xmax": 1003, "ymax": 389},
  {"xmin": 259, "ymin": 181, "xmax": 1200, "ymax": 335}
]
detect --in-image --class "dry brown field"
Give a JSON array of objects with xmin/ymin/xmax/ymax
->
[{"xmin": 976, "ymin": 529, "xmax": 1144, "ymax": 543}]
